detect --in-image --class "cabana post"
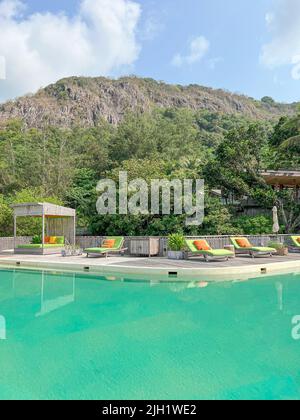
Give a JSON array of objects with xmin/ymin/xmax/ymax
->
[{"xmin": 11, "ymin": 203, "xmax": 76, "ymax": 255}]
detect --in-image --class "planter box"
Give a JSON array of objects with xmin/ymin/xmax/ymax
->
[
  {"xmin": 275, "ymin": 247, "xmax": 289, "ymax": 256},
  {"xmin": 168, "ymin": 251, "xmax": 185, "ymax": 260}
]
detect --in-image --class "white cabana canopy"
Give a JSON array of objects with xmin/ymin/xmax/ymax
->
[{"xmin": 11, "ymin": 202, "xmax": 76, "ymax": 251}]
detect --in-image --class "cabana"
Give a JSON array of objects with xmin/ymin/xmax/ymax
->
[{"xmin": 11, "ymin": 203, "xmax": 76, "ymax": 255}]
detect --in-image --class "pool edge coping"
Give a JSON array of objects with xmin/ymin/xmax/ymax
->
[{"xmin": 1, "ymin": 256, "xmax": 300, "ymax": 282}]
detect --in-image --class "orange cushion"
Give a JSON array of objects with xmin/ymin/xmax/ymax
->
[
  {"xmin": 236, "ymin": 238, "xmax": 251, "ymax": 248},
  {"xmin": 193, "ymin": 240, "xmax": 211, "ymax": 251},
  {"xmin": 49, "ymin": 236, "xmax": 57, "ymax": 245},
  {"xmin": 297, "ymin": 238, "xmax": 300, "ymax": 244},
  {"xmin": 102, "ymin": 239, "xmax": 116, "ymax": 249},
  {"xmin": 44, "ymin": 236, "xmax": 50, "ymax": 244}
]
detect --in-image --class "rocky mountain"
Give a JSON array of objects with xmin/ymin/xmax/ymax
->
[{"xmin": 0, "ymin": 76, "xmax": 298, "ymax": 128}]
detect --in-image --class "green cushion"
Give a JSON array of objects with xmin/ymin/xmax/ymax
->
[
  {"xmin": 199, "ymin": 249, "xmax": 233, "ymax": 257},
  {"xmin": 17, "ymin": 244, "xmax": 64, "ymax": 249},
  {"xmin": 250, "ymin": 247, "xmax": 276, "ymax": 253},
  {"xmin": 84, "ymin": 248, "xmax": 110, "ymax": 253},
  {"xmin": 55, "ymin": 236, "xmax": 65, "ymax": 245}
]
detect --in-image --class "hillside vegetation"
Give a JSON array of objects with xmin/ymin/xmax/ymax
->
[
  {"xmin": 0, "ymin": 76, "xmax": 297, "ymax": 128},
  {"xmin": 0, "ymin": 77, "xmax": 300, "ymax": 237}
]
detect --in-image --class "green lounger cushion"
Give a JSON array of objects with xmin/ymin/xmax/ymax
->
[
  {"xmin": 291, "ymin": 236, "xmax": 300, "ymax": 247},
  {"xmin": 195, "ymin": 249, "xmax": 234, "ymax": 257},
  {"xmin": 17, "ymin": 244, "xmax": 64, "ymax": 249},
  {"xmin": 230, "ymin": 238, "xmax": 276, "ymax": 253},
  {"xmin": 84, "ymin": 247, "xmax": 113, "ymax": 254},
  {"xmin": 85, "ymin": 237, "xmax": 124, "ymax": 254},
  {"xmin": 55, "ymin": 236, "xmax": 65, "ymax": 245},
  {"xmin": 185, "ymin": 240, "xmax": 234, "ymax": 257},
  {"xmin": 248, "ymin": 247, "xmax": 277, "ymax": 252}
]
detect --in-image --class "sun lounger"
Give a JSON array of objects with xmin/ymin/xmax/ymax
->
[
  {"xmin": 230, "ymin": 237, "xmax": 276, "ymax": 258},
  {"xmin": 288, "ymin": 236, "xmax": 300, "ymax": 252},
  {"xmin": 185, "ymin": 239, "xmax": 234, "ymax": 262},
  {"xmin": 85, "ymin": 237, "xmax": 127, "ymax": 258}
]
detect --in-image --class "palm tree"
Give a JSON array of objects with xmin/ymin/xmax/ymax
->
[{"xmin": 280, "ymin": 113, "xmax": 300, "ymax": 151}]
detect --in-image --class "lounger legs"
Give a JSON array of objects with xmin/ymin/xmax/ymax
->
[{"xmin": 204, "ymin": 255, "xmax": 230, "ymax": 262}]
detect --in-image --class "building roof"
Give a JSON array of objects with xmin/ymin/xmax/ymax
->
[
  {"xmin": 11, "ymin": 202, "xmax": 76, "ymax": 217},
  {"xmin": 261, "ymin": 170, "xmax": 300, "ymax": 187}
]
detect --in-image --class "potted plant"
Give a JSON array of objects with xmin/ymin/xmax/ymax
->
[
  {"xmin": 268, "ymin": 241, "xmax": 288, "ymax": 256},
  {"xmin": 31, "ymin": 234, "xmax": 42, "ymax": 244},
  {"xmin": 167, "ymin": 234, "xmax": 186, "ymax": 260}
]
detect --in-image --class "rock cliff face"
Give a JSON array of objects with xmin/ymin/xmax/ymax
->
[{"xmin": 0, "ymin": 76, "xmax": 297, "ymax": 128}]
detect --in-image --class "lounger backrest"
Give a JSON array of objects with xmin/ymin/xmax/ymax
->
[
  {"xmin": 230, "ymin": 237, "xmax": 252, "ymax": 249},
  {"xmin": 290, "ymin": 236, "xmax": 300, "ymax": 247},
  {"xmin": 185, "ymin": 239, "xmax": 211, "ymax": 252},
  {"xmin": 102, "ymin": 237, "xmax": 124, "ymax": 249},
  {"xmin": 185, "ymin": 240, "xmax": 197, "ymax": 252}
]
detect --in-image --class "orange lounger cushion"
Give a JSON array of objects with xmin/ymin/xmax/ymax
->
[
  {"xmin": 236, "ymin": 238, "xmax": 251, "ymax": 248},
  {"xmin": 193, "ymin": 240, "xmax": 211, "ymax": 251},
  {"xmin": 102, "ymin": 239, "xmax": 116, "ymax": 249}
]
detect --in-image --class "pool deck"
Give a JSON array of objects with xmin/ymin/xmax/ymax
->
[{"xmin": 1, "ymin": 250, "xmax": 300, "ymax": 282}]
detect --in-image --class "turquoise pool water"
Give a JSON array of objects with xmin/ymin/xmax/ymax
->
[{"xmin": 0, "ymin": 268, "xmax": 300, "ymax": 400}]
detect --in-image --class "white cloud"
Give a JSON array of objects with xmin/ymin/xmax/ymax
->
[
  {"xmin": 141, "ymin": 12, "xmax": 164, "ymax": 41},
  {"xmin": 172, "ymin": 36, "xmax": 210, "ymax": 67},
  {"xmin": 261, "ymin": 0, "xmax": 300, "ymax": 80},
  {"xmin": 0, "ymin": 0, "xmax": 141, "ymax": 101},
  {"xmin": 0, "ymin": 56, "xmax": 6, "ymax": 79},
  {"xmin": 208, "ymin": 57, "xmax": 223, "ymax": 70},
  {"xmin": 0, "ymin": 0, "xmax": 24, "ymax": 18}
]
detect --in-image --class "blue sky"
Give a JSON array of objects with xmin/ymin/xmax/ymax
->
[{"xmin": 0, "ymin": 0, "xmax": 300, "ymax": 103}]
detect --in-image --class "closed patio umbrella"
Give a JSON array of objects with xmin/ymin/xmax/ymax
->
[{"xmin": 272, "ymin": 206, "xmax": 280, "ymax": 234}]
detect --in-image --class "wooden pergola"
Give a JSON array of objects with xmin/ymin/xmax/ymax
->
[
  {"xmin": 261, "ymin": 170, "xmax": 300, "ymax": 188},
  {"xmin": 11, "ymin": 203, "xmax": 76, "ymax": 254}
]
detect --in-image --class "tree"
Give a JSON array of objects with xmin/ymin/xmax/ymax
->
[
  {"xmin": 261, "ymin": 96, "xmax": 275, "ymax": 106},
  {"xmin": 205, "ymin": 123, "xmax": 271, "ymax": 199},
  {"xmin": 64, "ymin": 168, "xmax": 98, "ymax": 229},
  {"xmin": 271, "ymin": 111, "xmax": 300, "ymax": 154}
]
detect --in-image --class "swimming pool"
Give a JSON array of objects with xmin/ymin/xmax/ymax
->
[{"xmin": 0, "ymin": 268, "xmax": 300, "ymax": 400}]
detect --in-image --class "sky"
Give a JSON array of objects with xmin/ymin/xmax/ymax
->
[{"xmin": 0, "ymin": 0, "xmax": 300, "ymax": 103}]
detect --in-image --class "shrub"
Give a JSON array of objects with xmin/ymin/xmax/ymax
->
[
  {"xmin": 233, "ymin": 216, "xmax": 273, "ymax": 235},
  {"xmin": 268, "ymin": 241, "xmax": 286, "ymax": 250}
]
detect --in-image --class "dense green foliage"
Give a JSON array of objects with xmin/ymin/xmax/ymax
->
[{"xmin": 1, "ymin": 107, "xmax": 300, "ymax": 237}]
